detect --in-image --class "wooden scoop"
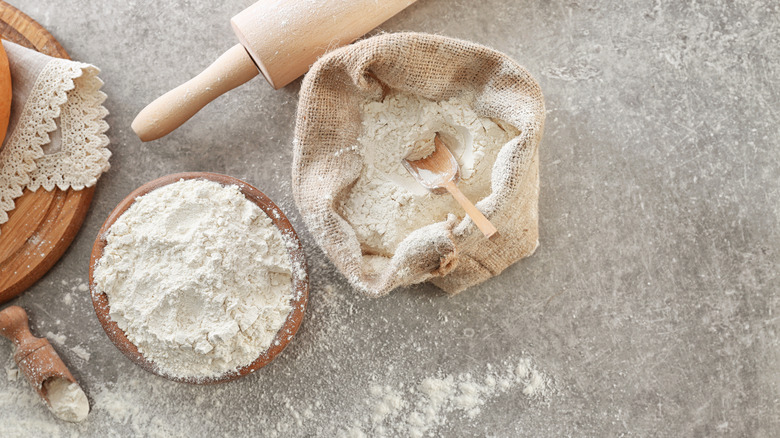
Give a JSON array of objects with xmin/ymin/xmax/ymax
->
[
  {"xmin": 403, "ymin": 134, "xmax": 498, "ymax": 239},
  {"xmin": 0, "ymin": 305, "xmax": 88, "ymax": 421}
]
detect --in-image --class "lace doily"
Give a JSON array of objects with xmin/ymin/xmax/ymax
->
[{"xmin": 0, "ymin": 58, "xmax": 110, "ymax": 227}]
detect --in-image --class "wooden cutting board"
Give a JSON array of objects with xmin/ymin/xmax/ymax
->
[{"xmin": 0, "ymin": 1, "xmax": 95, "ymax": 303}]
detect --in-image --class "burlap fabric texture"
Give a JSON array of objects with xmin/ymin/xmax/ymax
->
[{"xmin": 293, "ymin": 33, "xmax": 544, "ymax": 296}]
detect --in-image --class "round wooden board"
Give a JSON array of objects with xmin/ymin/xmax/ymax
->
[{"xmin": 0, "ymin": 1, "xmax": 95, "ymax": 303}]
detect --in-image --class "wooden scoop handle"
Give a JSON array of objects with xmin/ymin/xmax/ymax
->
[
  {"xmin": 443, "ymin": 181, "xmax": 499, "ymax": 239},
  {"xmin": 131, "ymin": 44, "xmax": 259, "ymax": 142},
  {"xmin": 0, "ymin": 304, "xmax": 32, "ymax": 345},
  {"xmin": 0, "ymin": 306, "xmax": 76, "ymax": 400}
]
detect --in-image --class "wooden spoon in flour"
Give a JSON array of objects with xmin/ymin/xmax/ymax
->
[
  {"xmin": 0, "ymin": 305, "xmax": 90, "ymax": 422},
  {"xmin": 403, "ymin": 134, "xmax": 498, "ymax": 239}
]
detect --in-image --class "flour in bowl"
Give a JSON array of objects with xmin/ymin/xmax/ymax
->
[
  {"xmin": 337, "ymin": 92, "xmax": 519, "ymax": 257},
  {"xmin": 93, "ymin": 179, "xmax": 293, "ymax": 380}
]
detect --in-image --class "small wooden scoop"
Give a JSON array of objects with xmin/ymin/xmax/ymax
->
[
  {"xmin": 0, "ymin": 305, "xmax": 89, "ymax": 422},
  {"xmin": 403, "ymin": 134, "xmax": 498, "ymax": 239}
]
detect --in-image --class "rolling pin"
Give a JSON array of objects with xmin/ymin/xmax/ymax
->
[
  {"xmin": 132, "ymin": 0, "xmax": 417, "ymax": 142},
  {"xmin": 0, "ymin": 305, "xmax": 89, "ymax": 422}
]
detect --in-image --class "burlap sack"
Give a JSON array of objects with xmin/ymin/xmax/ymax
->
[{"xmin": 293, "ymin": 32, "xmax": 544, "ymax": 297}]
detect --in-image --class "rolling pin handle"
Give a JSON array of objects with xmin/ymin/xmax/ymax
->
[{"xmin": 131, "ymin": 43, "xmax": 259, "ymax": 142}]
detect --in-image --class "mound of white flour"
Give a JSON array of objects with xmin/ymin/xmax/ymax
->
[
  {"xmin": 337, "ymin": 92, "xmax": 519, "ymax": 257},
  {"xmin": 45, "ymin": 377, "xmax": 89, "ymax": 423},
  {"xmin": 93, "ymin": 179, "xmax": 293, "ymax": 380}
]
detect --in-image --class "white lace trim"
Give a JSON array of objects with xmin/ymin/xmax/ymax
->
[{"xmin": 0, "ymin": 59, "xmax": 110, "ymax": 226}]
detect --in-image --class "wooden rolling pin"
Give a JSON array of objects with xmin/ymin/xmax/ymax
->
[
  {"xmin": 0, "ymin": 305, "xmax": 89, "ymax": 422},
  {"xmin": 132, "ymin": 0, "xmax": 417, "ymax": 142}
]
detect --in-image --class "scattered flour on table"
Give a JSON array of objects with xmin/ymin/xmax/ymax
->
[
  {"xmin": 46, "ymin": 331, "xmax": 67, "ymax": 346},
  {"xmin": 338, "ymin": 358, "xmax": 549, "ymax": 437},
  {"xmin": 53, "ymin": 279, "xmax": 89, "ymax": 306},
  {"xmin": 45, "ymin": 332, "xmax": 90, "ymax": 362},
  {"xmin": 337, "ymin": 92, "xmax": 519, "ymax": 257},
  {"xmin": 6, "ymin": 362, "xmax": 19, "ymax": 381},
  {"xmin": 70, "ymin": 345, "xmax": 91, "ymax": 362},
  {"xmin": 93, "ymin": 179, "xmax": 294, "ymax": 380},
  {"xmin": 0, "ymin": 277, "xmax": 552, "ymax": 436},
  {"xmin": 0, "ymin": 367, "xmax": 70, "ymax": 437}
]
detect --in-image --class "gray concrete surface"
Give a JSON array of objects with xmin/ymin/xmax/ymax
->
[{"xmin": 2, "ymin": 0, "xmax": 778, "ymax": 436}]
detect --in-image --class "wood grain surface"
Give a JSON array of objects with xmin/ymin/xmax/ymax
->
[{"xmin": 0, "ymin": 0, "xmax": 95, "ymax": 303}]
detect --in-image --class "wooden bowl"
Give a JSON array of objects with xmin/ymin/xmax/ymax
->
[{"xmin": 88, "ymin": 172, "xmax": 309, "ymax": 384}]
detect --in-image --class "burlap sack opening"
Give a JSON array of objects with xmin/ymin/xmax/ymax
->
[{"xmin": 293, "ymin": 33, "xmax": 544, "ymax": 297}]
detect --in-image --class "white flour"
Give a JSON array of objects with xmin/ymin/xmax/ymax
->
[
  {"xmin": 44, "ymin": 378, "xmax": 89, "ymax": 423},
  {"xmin": 0, "ymin": 277, "xmax": 552, "ymax": 436},
  {"xmin": 93, "ymin": 179, "xmax": 293, "ymax": 380},
  {"xmin": 70, "ymin": 346, "xmax": 90, "ymax": 362},
  {"xmin": 337, "ymin": 92, "xmax": 519, "ymax": 257},
  {"xmin": 339, "ymin": 358, "xmax": 549, "ymax": 437},
  {"xmin": 46, "ymin": 331, "xmax": 67, "ymax": 346}
]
